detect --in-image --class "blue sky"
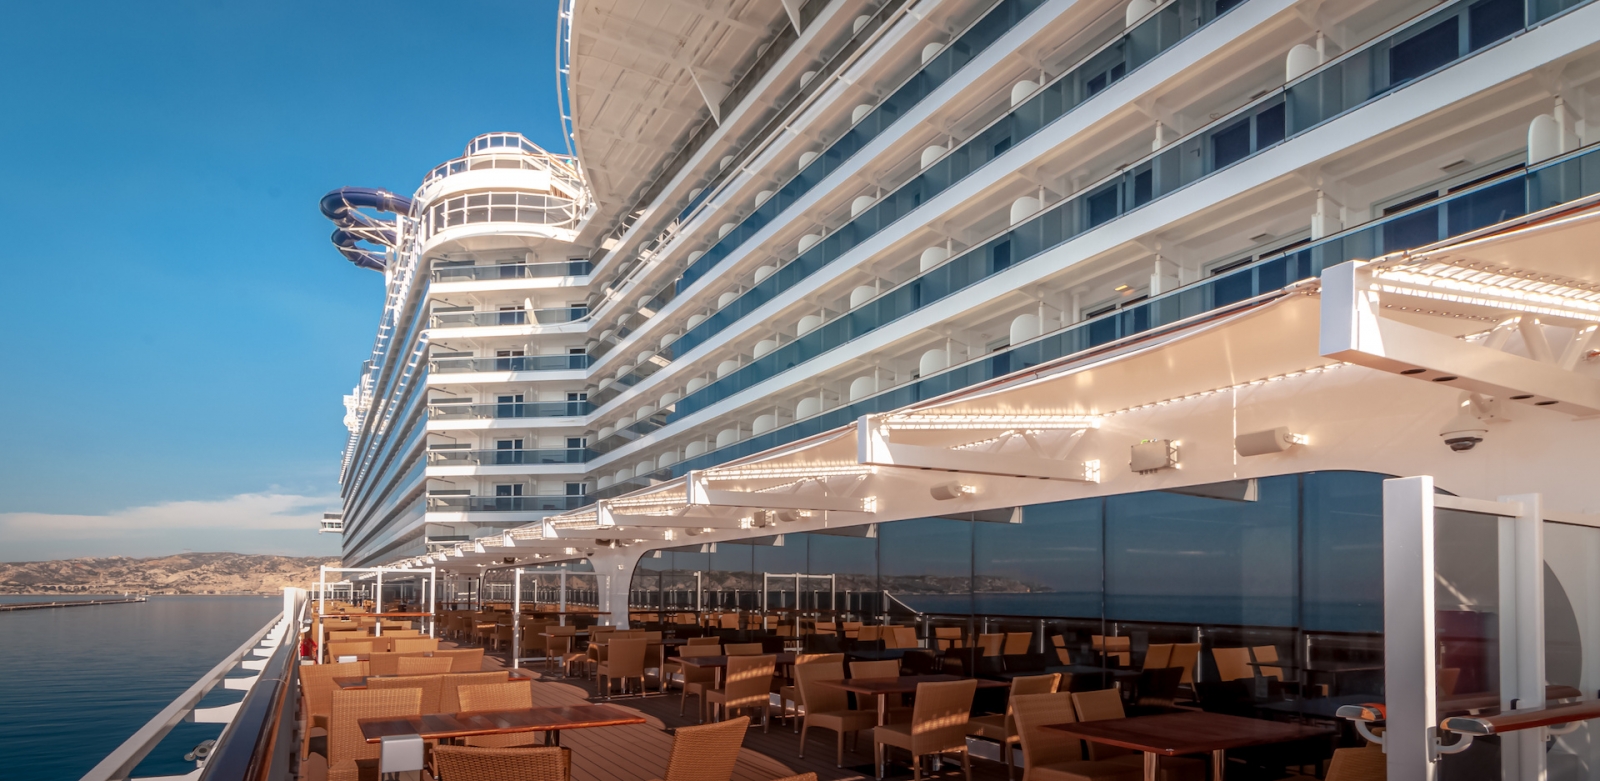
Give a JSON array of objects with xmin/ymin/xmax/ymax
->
[{"xmin": 0, "ymin": 1, "xmax": 565, "ymax": 561}]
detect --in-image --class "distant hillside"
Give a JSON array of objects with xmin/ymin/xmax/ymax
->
[{"xmin": 0, "ymin": 553, "xmax": 340, "ymax": 595}]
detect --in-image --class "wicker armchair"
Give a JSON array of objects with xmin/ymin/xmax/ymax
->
[
  {"xmin": 655, "ymin": 715, "xmax": 750, "ymax": 781},
  {"xmin": 397, "ymin": 655, "xmax": 453, "ymax": 676},
  {"xmin": 795, "ymin": 658, "xmax": 874, "ymax": 766},
  {"xmin": 706, "ymin": 655, "xmax": 776, "ymax": 730},
  {"xmin": 327, "ymin": 640, "xmax": 373, "ymax": 662},
  {"xmin": 369, "ymin": 673, "xmax": 444, "ymax": 715},
  {"xmin": 967, "ymin": 673, "xmax": 1061, "ymax": 781},
  {"xmin": 327, "ymin": 688, "xmax": 422, "ymax": 780},
  {"xmin": 299, "ymin": 661, "xmax": 367, "ymax": 759},
  {"xmin": 440, "ymin": 671, "xmax": 512, "ymax": 714},
  {"xmin": 433, "ymin": 745, "xmax": 570, "ymax": 781},
  {"xmin": 724, "ymin": 642, "xmax": 763, "ymax": 656},
  {"xmin": 872, "ymin": 678, "xmax": 976, "ymax": 781},
  {"xmin": 438, "ymin": 647, "xmax": 485, "ymax": 672},
  {"xmin": 459, "ymin": 681, "xmax": 543, "ymax": 747}
]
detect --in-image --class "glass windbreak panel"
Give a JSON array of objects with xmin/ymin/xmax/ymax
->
[
  {"xmin": 1433, "ymin": 508, "xmax": 1504, "ymax": 716},
  {"xmin": 878, "ymin": 517, "xmax": 973, "ymax": 616},
  {"xmin": 1541, "ymin": 521, "xmax": 1600, "ymax": 778},
  {"xmin": 808, "ymin": 530, "xmax": 880, "ymax": 616},
  {"xmin": 752, "ymin": 536, "xmax": 809, "ymax": 617},
  {"xmin": 1104, "ymin": 477, "xmax": 1298, "ymax": 627},
  {"xmin": 630, "ymin": 553, "xmax": 668, "ymax": 609},
  {"xmin": 704, "ymin": 544, "xmax": 754, "ymax": 611},
  {"xmin": 1302, "ymin": 472, "xmax": 1386, "ymax": 633},
  {"xmin": 974, "ymin": 500, "xmax": 1102, "ymax": 619}
]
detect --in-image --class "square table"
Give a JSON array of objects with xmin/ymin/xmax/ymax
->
[
  {"xmin": 1045, "ymin": 711, "xmax": 1330, "ymax": 781},
  {"xmin": 818, "ymin": 674, "xmax": 1009, "ymax": 726},
  {"xmin": 360, "ymin": 703, "xmax": 645, "ymax": 748}
]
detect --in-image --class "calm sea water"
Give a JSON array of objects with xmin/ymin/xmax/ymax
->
[{"xmin": 0, "ymin": 595, "xmax": 281, "ymax": 781}]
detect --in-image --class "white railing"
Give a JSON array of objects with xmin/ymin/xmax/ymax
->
[{"xmin": 81, "ymin": 590, "xmax": 305, "ymax": 781}]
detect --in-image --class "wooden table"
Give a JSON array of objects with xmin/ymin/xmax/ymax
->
[
  {"xmin": 1046, "ymin": 711, "xmax": 1330, "ymax": 781},
  {"xmin": 818, "ymin": 674, "xmax": 1008, "ymax": 726},
  {"xmin": 360, "ymin": 704, "xmax": 645, "ymax": 747},
  {"xmin": 335, "ymin": 668, "xmax": 535, "ymax": 690}
]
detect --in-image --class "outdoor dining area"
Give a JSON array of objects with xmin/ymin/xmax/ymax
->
[{"xmin": 298, "ymin": 590, "xmax": 1410, "ymax": 781}]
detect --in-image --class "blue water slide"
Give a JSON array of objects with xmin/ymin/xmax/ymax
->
[{"xmin": 319, "ymin": 187, "xmax": 415, "ymax": 272}]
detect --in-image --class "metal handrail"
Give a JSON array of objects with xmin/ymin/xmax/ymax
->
[
  {"xmin": 198, "ymin": 596, "xmax": 305, "ymax": 781},
  {"xmin": 80, "ymin": 611, "xmax": 284, "ymax": 781}
]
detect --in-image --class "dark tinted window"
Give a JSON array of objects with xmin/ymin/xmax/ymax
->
[{"xmin": 1390, "ymin": 16, "xmax": 1459, "ymax": 84}]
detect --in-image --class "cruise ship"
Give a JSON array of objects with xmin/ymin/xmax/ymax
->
[{"xmin": 85, "ymin": 0, "xmax": 1600, "ymax": 780}]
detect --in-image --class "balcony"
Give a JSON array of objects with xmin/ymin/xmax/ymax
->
[
  {"xmin": 426, "ymin": 495, "xmax": 590, "ymax": 512},
  {"xmin": 428, "ymin": 401, "xmax": 591, "ymax": 421},
  {"xmin": 429, "ymin": 307, "xmax": 588, "ymax": 329},
  {"xmin": 430, "ymin": 354, "xmax": 589, "ymax": 374},
  {"xmin": 432, "ymin": 260, "xmax": 592, "ymax": 283},
  {"xmin": 426, "ymin": 448, "xmax": 591, "ymax": 466}
]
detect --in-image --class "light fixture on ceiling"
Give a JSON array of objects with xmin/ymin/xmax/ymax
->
[
  {"xmin": 1130, "ymin": 439, "xmax": 1178, "ymax": 473},
  {"xmin": 1114, "ymin": 284, "xmax": 1131, "ymax": 292}
]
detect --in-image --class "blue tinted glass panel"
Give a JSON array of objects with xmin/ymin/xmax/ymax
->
[
  {"xmin": 1105, "ymin": 477, "xmax": 1299, "ymax": 626},
  {"xmin": 974, "ymin": 501, "xmax": 1103, "ymax": 617},
  {"xmin": 1301, "ymin": 472, "xmax": 1386, "ymax": 632},
  {"xmin": 878, "ymin": 517, "xmax": 972, "ymax": 615}
]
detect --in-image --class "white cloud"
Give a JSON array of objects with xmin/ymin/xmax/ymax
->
[{"xmin": 0, "ymin": 492, "xmax": 344, "ymax": 561}]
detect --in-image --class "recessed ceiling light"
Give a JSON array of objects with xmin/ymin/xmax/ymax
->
[{"xmin": 1114, "ymin": 284, "xmax": 1131, "ymax": 292}]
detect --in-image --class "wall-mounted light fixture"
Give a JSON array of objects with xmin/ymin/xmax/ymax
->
[
  {"xmin": 1130, "ymin": 439, "xmax": 1178, "ymax": 473},
  {"xmin": 1235, "ymin": 426, "xmax": 1307, "ymax": 456}
]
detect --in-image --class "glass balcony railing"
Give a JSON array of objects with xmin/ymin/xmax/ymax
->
[
  {"xmin": 430, "ymin": 354, "xmax": 589, "ymax": 374},
  {"xmin": 426, "ymin": 495, "xmax": 589, "ymax": 512},
  {"xmin": 592, "ymin": 0, "xmax": 1582, "ymax": 414},
  {"xmin": 431, "ymin": 260, "xmax": 592, "ymax": 282},
  {"xmin": 429, "ymin": 307, "xmax": 588, "ymax": 328},
  {"xmin": 670, "ymin": 0, "xmax": 1050, "ymax": 250},
  {"xmin": 426, "ymin": 448, "xmax": 592, "ymax": 466},
  {"xmin": 591, "ymin": 0, "xmax": 1244, "ymax": 406},
  {"xmin": 645, "ymin": 139, "xmax": 1600, "ymax": 479},
  {"xmin": 427, "ymin": 401, "xmax": 591, "ymax": 421},
  {"xmin": 424, "ymin": 191, "xmax": 584, "ymax": 239}
]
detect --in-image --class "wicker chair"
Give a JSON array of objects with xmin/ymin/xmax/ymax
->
[
  {"xmin": 1003, "ymin": 632, "xmax": 1033, "ymax": 656},
  {"xmin": 1250, "ymin": 645, "xmax": 1285, "ymax": 680},
  {"xmin": 768, "ymin": 775, "xmax": 818, "ymax": 781},
  {"xmin": 1212, "ymin": 647, "xmax": 1254, "ymax": 681},
  {"xmin": 677, "ymin": 644, "xmax": 724, "ymax": 720},
  {"xmin": 686, "ymin": 636, "xmax": 721, "ymax": 646},
  {"xmin": 599, "ymin": 637, "xmax": 649, "ymax": 697},
  {"xmin": 1326, "ymin": 744, "xmax": 1386, "ymax": 781},
  {"xmin": 781, "ymin": 653, "xmax": 843, "ymax": 728},
  {"xmin": 328, "ymin": 688, "xmax": 422, "ymax": 780},
  {"xmin": 437, "ymin": 647, "xmax": 486, "ymax": 672},
  {"xmin": 1071, "ymin": 689, "xmax": 1203, "ymax": 781},
  {"xmin": 394, "ymin": 637, "xmax": 440, "ymax": 654},
  {"xmin": 976, "ymin": 634, "xmax": 1004, "ymax": 657},
  {"xmin": 542, "ymin": 625, "xmax": 578, "ymax": 672},
  {"xmin": 724, "ymin": 642, "xmax": 764, "ymax": 656},
  {"xmin": 397, "ymin": 655, "xmax": 453, "ymax": 676},
  {"xmin": 433, "ymin": 745, "xmax": 570, "ymax": 781},
  {"xmin": 967, "ymin": 673, "xmax": 1061, "ymax": 781},
  {"xmin": 1011, "ymin": 692, "xmax": 1141, "ymax": 781},
  {"xmin": 934, "ymin": 627, "xmax": 965, "ymax": 651},
  {"xmin": 459, "ymin": 681, "xmax": 543, "ymax": 747},
  {"xmin": 706, "ymin": 654, "xmax": 776, "ymax": 730},
  {"xmin": 656, "ymin": 715, "xmax": 750, "ymax": 781},
  {"xmin": 327, "ymin": 640, "xmax": 373, "ymax": 662},
  {"xmin": 299, "ymin": 661, "xmax": 367, "ymax": 759},
  {"xmin": 795, "ymin": 658, "xmax": 874, "ymax": 766},
  {"xmin": 849, "ymin": 660, "xmax": 899, "ymax": 679},
  {"xmin": 367, "ymin": 651, "xmax": 426, "ymax": 676},
  {"xmin": 1168, "ymin": 643, "xmax": 1201, "ymax": 686},
  {"xmin": 369, "ymin": 673, "xmax": 444, "ymax": 715},
  {"xmin": 872, "ymin": 678, "xmax": 976, "ymax": 781},
  {"xmin": 440, "ymin": 671, "xmax": 512, "ymax": 713}
]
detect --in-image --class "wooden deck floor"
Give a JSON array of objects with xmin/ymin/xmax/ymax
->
[{"xmin": 495, "ymin": 651, "xmax": 1010, "ymax": 781}]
